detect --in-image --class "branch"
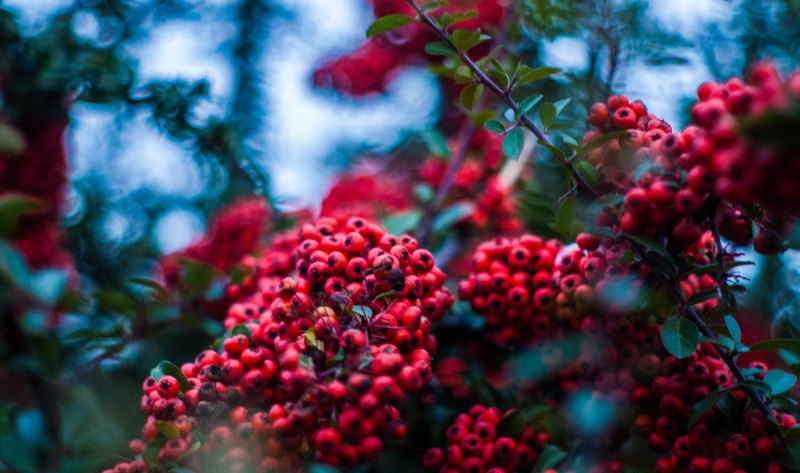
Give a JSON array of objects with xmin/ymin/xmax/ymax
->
[
  {"xmin": 416, "ymin": 118, "xmax": 477, "ymax": 245},
  {"xmin": 404, "ymin": 0, "xmax": 600, "ymax": 200},
  {"xmin": 661, "ymin": 274, "xmax": 774, "ymax": 422}
]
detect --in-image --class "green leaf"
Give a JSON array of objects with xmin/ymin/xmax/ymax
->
[
  {"xmin": 517, "ymin": 66, "xmax": 561, "ymax": 85},
  {"xmin": 574, "ymin": 161, "xmax": 599, "ymax": 191},
  {"xmin": 584, "ymin": 225, "xmax": 615, "ymax": 239},
  {"xmin": 438, "ymin": 10, "xmax": 478, "ymax": 28},
  {"xmin": 688, "ymin": 260, "xmax": 755, "ymax": 275},
  {"xmin": 539, "ymin": 103, "xmax": 556, "ymax": 128},
  {"xmin": 0, "ymin": 194, "xmax": 42, "ymax": 237},
  {"xmin": 382, "ymin": 210, "xmax": 423, "ymax": 235},
  {"xmin": 537, "ymin": 139, "xmax": 566, "ymax": 160},
  {"xmin": 451, "ymin": 29, "xmax": 489, "ymax": 52},
  {"xmin": 421, "ymin": 130, "xmax": 450, "ymax": 157},
  {"xmin": 421, "ymin": 0, "xmax": 448, "ymax": 12},
  {"xmin": 484, "ymin": 119, "xmax": 506, "ymax": 133},
  {"xmin": 232, "ymin": 324, "xmax": 253, "ymax": 342},
  {"xmin": 488, "ymin": 59, "xmax": 510, "ymax": 89},
  {"xmin": 516, "ymin": 94, "xmax": 542, "ymax": 119},
  {"xmin": 625, "ymin": 234, "xmax": 677, "ymax": 268},
  {"xmin": 154, "ymin": 420, "xmax": 180, "ymax": 440},
  {"xmin": 554, "ymin": 98, "xmax": 571, "ymax": 115},
  {"xmin": 0, "ymin": 241, "xmax": 31, "ymax": 289},
  {"xmin": 555, "ymin": 195, "xmax": 575, "ymax": 238},
  {"xmin": 688, "ymin": 289, "xmax": 720, "ymax": 306},
  {"xmin": 432, "ymin": 201, "xmax": 476, "ymax": 232},
  {"xmin": 749, "ymin": 338, "xmax": 800, "ymax": 351},
  {"xmin": 496, "ymin": 409, "xmax": 526, "ymax": 438},
  {"xmin": 0, "ymin": 123, "xmax": 26, "ymax": 155},
  {"xmin": 764, "ymin": 369, "xmax": 797, "ymax": 395},
  {"xmin": 661, "ymin": 318, "xmax": 700, "ymax": 358},
  {"xmin": 150, "ymin": 360, "xmax": 192, "ymax": 393},
  {"xmin": 453, "ymin": 65, "xmax": 474, "ymax": 83},
  {"xmin": 414, "ymin": 184, "xmax": 435, "ymax": 203},
  {"xmin": 460, "ymin": 83, "xmax": 484, "ymax": 110},
  {"xmin": 688, "ymin": 389, "xmax": 729, "ymax": 426},
  {"xmin": 533, "ymin": 444, "xmax": 567, "ymax": 472},
  {"xmin": 424, "ymin": 41, "xmax": 457, "ymax": 56},
  {"xmin": 723, "ymin": 315, "xmax": 742, "ymax": 343},
  {"xmin": 352, "ymin": 305, "xmax": 373, "ymax": 319},
  {"xmin": 367, "ymin": 14, "xmax": 414, "ymax": 37},
  {"xmin": 502, "ymin": 128, "xmax": 525, "ymax": 160}
]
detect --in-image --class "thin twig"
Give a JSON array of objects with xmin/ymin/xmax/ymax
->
[{"xmin": 416, "ymin": 119, "xmax": 477, "ymax": 245}]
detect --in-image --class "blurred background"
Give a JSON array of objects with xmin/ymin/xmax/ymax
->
[{"xmin": 1, "ymin": 0, "xmax": 800, "ymax": 471}]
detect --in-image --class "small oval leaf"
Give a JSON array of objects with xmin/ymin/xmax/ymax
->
[{"xmin": 661, "ymin": 318, "xmax": 700, "ymax": 359}]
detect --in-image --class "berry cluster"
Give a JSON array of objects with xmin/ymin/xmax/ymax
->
[
  {"xmin": 161, "ymin": 197, "xmax": 272, "ymax": 286},
  {"xmin": 114, "ymin": 217, "xmax": 453, "ymax": 471},
  {"xmin": 422, "ymin": 405, "xmax": 553, "ymax": 473},
  {"xmin": 690, "ymin": 62, "xmax": 800, "ymax": 219},
  {"xmin": 633, "ymin": 348, "xmax": 794, "ymax": 473},
  {"xmin": 586, "ymin": 63, "xmax": 800, "ymax": 254},
  {"xmin": 312, "ymin": 0, "xmax": 505, "ymax": 97}
]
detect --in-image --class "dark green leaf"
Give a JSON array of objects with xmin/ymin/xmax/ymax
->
[
  {"xmin": 154, "ymin": 420, "xmax": 180, "ymax": 440},
  {"xmin": 421, "ymin": 1, "xmax": 448, "ymax": 12},
  {"xmin": 0, "ymin": 194, "xmax": 42, "ymax": 237},
  {"xmin": 367, "ymin": 14, "xmax": 414, "ymax": 37},
  {"xmin": 484, "ymin": 119, "xmax": 505, "ymax": 133},
  {"xmin": 533, "ymin": 444, "xmax": 567, "ymax": 472},
  {"xmin": 502, "ymin": 128, "xmax": 525, "ymax": 160},
  {"xmin": 516, "ymin": 94, "xmax": 543, "ymax": 118},
  {"xmin": 0, "ymin": 123, "xmax": 26, "ymax": 155},
  {"xmin": 539, "ymin": 103, "xmax": 556, "ymax": 128},
  {"xmin": 723, "ymin": 315, "xmax": 742, "ymax": 343},
  {"xmin": 749, "ymin": 338, "xmax": 800, "ymax": 352},
  {"xmin": 688, "ymin": 260, "xmax": 755, "ymax": 275},
  {"xmin": 451, "ymin": 29, "xmax": 488, "ymax": 52},
  {"xmin": 424, "ymin": 41, "xmax": 457, "ymax": 56},
  {"xmin": 764, "ymin": 369, "xmax": 797, "ymax": 395},
  {"xmin": 151, "ymin": 360, "xmax": 192, "ymax": 393},
  {"xmin": 232, "ymin": 324, "xmax": 252, "ymax": 342},
  {"xmin": 496, "ymin": 409, "xmax": 527, "ymax": 438},
  {"xmin": 661, "ymin": 318, "xmax": 700, "ymax": 358},
  {"xmin": 625, "ymin": 234, "xmax": 677, "ymax": 267},
  {"xmin": 460, "ymin": 83, "xmax": 484, "ymax": 110},
  {"xmin": 688, "ymin": 389, "xmax": 729, "ymax": 426},
  {"xmin": 536, "ymin": 139, "xmax": 566, "ymax": 159},
  {"xmin": 438, "ymin": 10, "xmax": 478, "ymax": 28},
  {"xmin": 517, "ymin": 67, "xmax": 561, "ymax": 85},
  {"xmin": 555, "ymin": 195, "xmax": 575, "ymax": 238},
  {"xmin": 488, "ymin": 59, "xmax": 510, "ymax": 88},
  {"xmin": 574, "ymin": 161, "xmax": 599, "ymax": 191},
  {"xmin": 584, "ymin": 225, "xmax": 615, "ymax": 239},
  {"xmin": 688, "ymin": 289, "xmax": 720, "ymax": 306}
]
